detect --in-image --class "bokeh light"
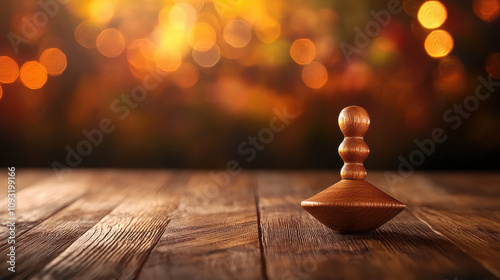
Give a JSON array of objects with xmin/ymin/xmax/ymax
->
[
  {"xmin": 96, "ymin": 28, "xmax": 126, "ymax": 58},
  {"xmin": 39, "ymin": 48, "xmax": 67, "ymax": 76},
  {"xmin": 0, "ymin": 85, "xmax": 3, "ymax": 101},
  {"xmin": 155, "ymin": 46, "xmax": 182, "ymax": 72},
  {"xmin": 171, "ymin": 62, "xmax": 199, "ymax": 88},
  {"xmin": 486, "ymin": 53, "xmax": 500, "ymax": 79},
  {"xmin": 169, "ymin": 3, "xmax": 197, "ymax": 30},
  {"xmin": 223, "ymin": 20, "xmax": 252, "ymax": 48},
  {"xmin": 473, "ymin": 0, "xmax": 500, "ymax": 22},
  {"xmin": 176, "ymin": 0, "xmax": 205, "ymax": 12},
  {"xmin": 424, "ymin": 30, "xmax": 453, "ymax": 58},
  {"xmin": 88, "ymin": 0, "xmax": 115, "ymax": 25},
  {"xmin": 290, "ymin": 39, "xmax": 316, "ymax": 65},
  {"xmin": 188, "ymin": 22, "xmax": 217, "ymax": 51},
  {"xmin": 418, "ymin": 1, "xmax": 447, "ymax": 29},
  {"xmin": 19, "ymin": 61, "xmax": 47, "ymax": 89},
  {"xmin": 302, "ymin": 62, "xmax": 328, "ymax": 89},
  {"xmin": 255, "ymin": 17, "xmax": 281, "ymax": 44},
  {"xmin": 192, "ymin": 42, "xmax": 221, "ymax": 67},
  {"xmin": 75, "ymin": 21, "xmax": 102, "ymax": 49},
  {"xmin": 0, "ymin": 56, "xmax": 19, "ymax": 84},
  {"xmin": 439, "ymin": 56, "xmax": 465, "ymax": 82},
  {"xmin": 127, "ymin": 38, "xmax": 155, "ymax": 70}
]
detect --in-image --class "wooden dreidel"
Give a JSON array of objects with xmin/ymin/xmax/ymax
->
[{"xmin": 301, "ymin": 106, "xmax": 406, "ymax": 233}]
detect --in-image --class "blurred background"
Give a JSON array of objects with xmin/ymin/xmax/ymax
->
[{"xmin": 0, "ymin": 0, "xmax": 499, "ymax": 170}]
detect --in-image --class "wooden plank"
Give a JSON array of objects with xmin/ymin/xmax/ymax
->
[
  {"xmin": 0, "ymin": 171, "xmax": 93, "ymax": 241},
  {"xmin": 256, "ymin": 172, "xmax": 497, "ymax": 280},
  {"xmin": 138, "ymin": 172, "xmax": 263, "ymax": 280},
  {"xmin": 412, "ymin": 207, "xmax": 500, "ymax": 278},
  {"xmin": 365, "ymin": 172, "xmax": 500, "ymax": 279},
  {"xmin": 0, "ymin": 170, "xmax": 134, "ymax": 280},
  {"xmin": 377, "ymin": 173, "xmax": 500, "ymax": 278},
  {"xmin": 0, "ymin": 168, "xmax": 54, "ymax": 199},
  {"xmin": 32, "ymin": 171, "xmax": 187, "ymax": 280}
]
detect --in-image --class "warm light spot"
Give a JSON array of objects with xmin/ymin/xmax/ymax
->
[
  {"xmin": 424, "ymin": 30, "xmax": 453, "ymax": 58},
  {"xmin": 127, "ymin": 39, "xmax": 155, "ymax": 70},
  {"xmin": 88, "ymin": 0, "xmax": 115, "ymax": 25},
  {"xmin": 39, "ymin": 48, "xmax": 67, "ymax": 76},
  {"xmin": 435, "ymin": 56, "xmax": 466, "ymax": 95},
  {"xmin": 213, "ymin": 0, "xmax": 243, "ymax": 18},
  {"xmin": 169, "ymin": 3, "xmax": 197, "ymax": 30},
  {"xmin": 290, "ymin": 39, "xmax": 316, "ymax": 65},
  {"xmin": 155, "ymin": 46, "xmax": 182, "ymax": 72},
  {"xmin": 75, "ymin": 21, "xmax": 102, "ymax": 48},
  {"xmin": 223, "ymin": 20, "xmax": 252, "ymax": 48},
  {"xmin": 192, "ymin": 43, "xmax": 221, "ymax": 67},
  {"xmin": 0, "ymin": 85, "xmax": 3, "ymax": 101},
  {"xmin": 486, "ymin": 53, "xmax": 500, "ymax": 79},
  {"xmin": 96, "ymin": 28, "xmax": 126, "ymax": 58},
  {"xmin": 188, "ymin": 22, "xmax": 217, "ymax": 51},
  {"xmin": 418, "ymin": 1, "xmax": 447, "ymax": 29},
  {"xmin": 175, "ymin": 0, "xmax": 205, "ymax": 11},
  {"xmin": 255, "ymin": 17, "xmax": 281, "ymax": 44},
  {"xmin": 439, "ymin": 56, "xmax": 465, "ymax": 82},
  {"xmin": 20, "ymin": 61, "xmax": 47, "ymax": 89},
  {"xmin": 153, "ymin": 27, "xmax": 188, "ymax": 55},
  {"xmin": 171, "ymin": 62, "xmax": 199, "ymax": 88},
  {"xmin": 473, "ymin": 0, "xmax": 500, "ymax": 22},
  {"xmin": 0, "ymin": 56, "xmax": 19, "ymax": 84},
  {"xmin": 302, "ymin": 62, "xmax": 328, "ymax": 89}
]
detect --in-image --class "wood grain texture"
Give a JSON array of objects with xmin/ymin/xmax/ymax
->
[
  {"xmin": 32, "ymin": 171, "xmax": 186, "ymax": 280},
  {"xmin": 0, "ymin": 171, "xmax": 91, "ymax": 241},
  {"xmin": 138, "ymin": 172, "xmax": 263, "ymax": 280},
  {"xmin": 0, "ymin": 170, "xmax": 130, "ymax": 280},
  {"xmin": 0, "ymin": 168, "xmax": 54, "ymax": 199},
  {"xmin": 368, "ymin": 172, "xmax": 500, "ymax": 278},
  {"xmin": 259, "ymin": 172, "xmax": 498, "ymax": 280},
  {"xmin": 0, "ymin": 170, "xmax": 498, "ymax": 280}
]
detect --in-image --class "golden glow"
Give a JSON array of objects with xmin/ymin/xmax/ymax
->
[
  {"xmin": 255, "ymin": 17, "xmax": 281, "ymax": 44},
  {"xmin": 0, "ymin": 56, "xmax": 19, "ymax": 84},
  {"xmin": 127, "ymin": 39, "xmax": 155, "ymax": 70},
  {"xmin": 88, "ymin": 0, "xmax": 115, "ymax": 25},
  {"xmin": 20, "ymin": 61, "xmax": 48, "ymax": 90},
  {"xmin": 192, "ymin": 43, "xmax": 221, "ymax": 67},
  {"xmin": 486, "ymin": 53, "xmax": 500, "ymax": 79},
  {"xmin": 75, "ymin": 21, "xmax": 102, "ymax": 49},
  {"xmin": 169, "ymin": 3, "xmax": 197, "ymax": 30},
  {"xmin": 214, "ymin": 0, "xmax": 244, "ymax": 18},
  {"xmin": 424, "ymin": 30, "xmax": 453, "ymax": 58},
  {"xmin": 154, "ymin": 27, "xmax": 188, "ymax": 55},
  {"xmin": 473, "ymin": 0, "xmax": 500, "ymax": 22},
  {"xmin": 155, "ymin": 46, "xmax": 182, "ymax": 72},
  {"xmin": 0, "ymin": 84, "xmax": 2, "ymax": 101},
  {"xmin": 175, "ymin": 0, "xmax": 205, "ymax": 12},
  {"xmin": 418, "ymin": 1, "xmax": 447, "ymax": 29},
  {"xmin": 290, "ymin": 39, "xmax": 316, "ymax": 65},
  {"xmin": 302, "ymin": 62, "xmax": 328, "ymax": 89},
  {"xmin": 39, "ymin": 48, "xmax": 67, "ymax": 76},
  {"xmin": 223, "ymin": 20, "xmax": 252, "ymax": 48},
  {"xmin": 171, "ymin": 62, "xmax": 199, "ymax": 88},
  {"xmin": 96, "ymin": 28, "xmax": 126, "ymax": 58},
  {"xmin": 188, "ymin": 22, "xmax": 217, "ymax": 51}
]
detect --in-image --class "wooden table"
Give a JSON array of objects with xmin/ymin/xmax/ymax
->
[{"xmin": 1, "ymin": 170, "xmax": 499, "ymax": 280}]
